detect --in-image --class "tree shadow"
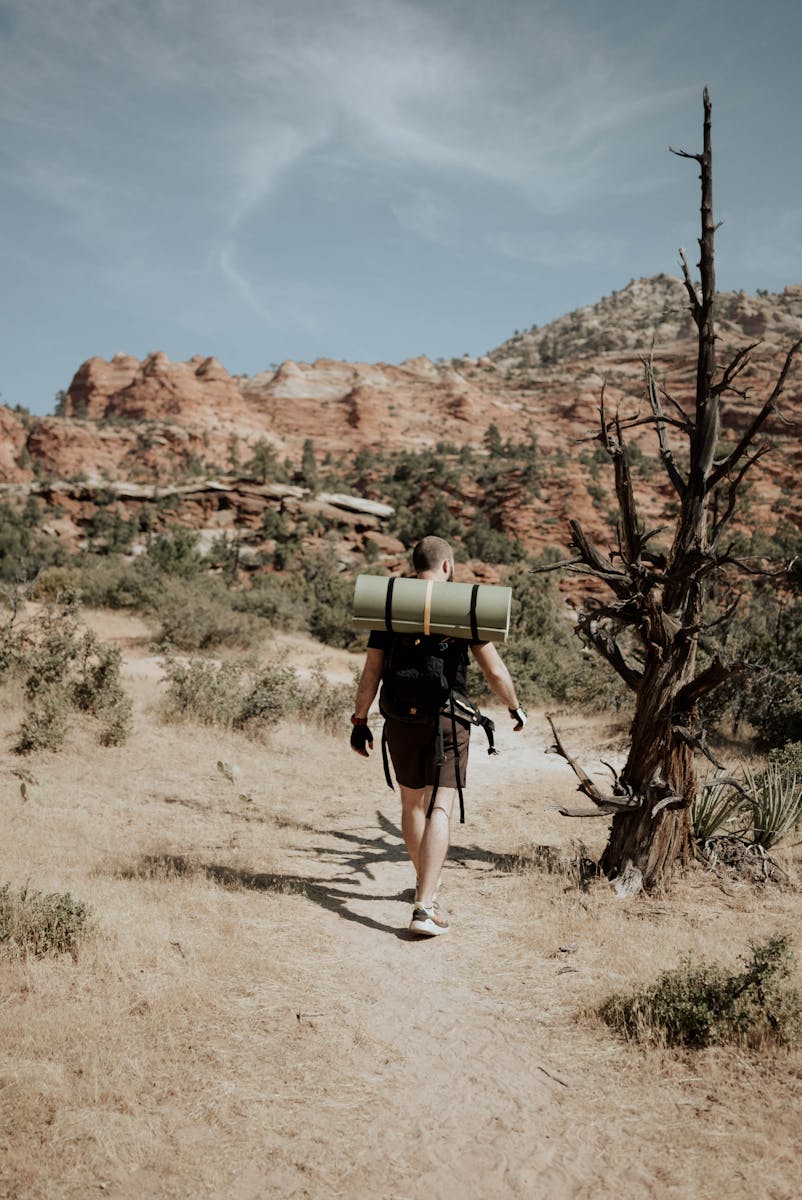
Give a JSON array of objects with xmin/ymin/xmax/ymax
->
[{"xmin": 117, "ymin": 811, "xmax": 581, "ymax": 937}]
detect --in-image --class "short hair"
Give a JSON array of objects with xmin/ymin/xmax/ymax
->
[{"xmin": 412, "ymin": 536, "xmax": 454, "ymax": 574}]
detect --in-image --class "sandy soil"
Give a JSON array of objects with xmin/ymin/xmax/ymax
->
[{"xmin": 1, "ymin": 615, "xmax": 801, "ymax": 1199}]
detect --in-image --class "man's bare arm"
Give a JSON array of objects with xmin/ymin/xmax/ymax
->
[
  {"xmin": 471, "ymin": 642, "xmax": 521, "ymax": 712},
  {"xmin": 353, "ymin": 647, "xmax": 384, "ymax": 719}
]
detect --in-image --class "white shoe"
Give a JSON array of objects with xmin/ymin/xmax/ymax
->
[{"xmin": 409, "ymin": 904, "xmax": 449, "ymax": 936}]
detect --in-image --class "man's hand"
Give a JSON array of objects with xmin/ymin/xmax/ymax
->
[
  {"xmin": 350, "ymin": 716, "xmax": 374, "ymax": 757},
  {"xmin": 508, "ymin": 707, "xmax": 527, "ymax": 732}
]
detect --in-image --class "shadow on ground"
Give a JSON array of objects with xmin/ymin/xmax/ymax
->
[{"xmin": 114, "ymin": 811, "xmax": 590, "ymax": 936}]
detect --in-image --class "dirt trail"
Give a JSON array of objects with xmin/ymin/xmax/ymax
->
[{"xmin": 7, "ymin": 617, "xmax": 800, "ymax": 1200}]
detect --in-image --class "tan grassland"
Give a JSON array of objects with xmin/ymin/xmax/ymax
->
[{"xmin": 1, "ymin": 611, "xmax": 801, "ymax": 1200}]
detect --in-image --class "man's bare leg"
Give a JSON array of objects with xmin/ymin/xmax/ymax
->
[
  {"xmin": 416, "ymin": 787, "xmax": 456, "ymax": 907},
  {"xmin": 399, "ymin": 785, "xmax": 427, "ymax": 878}
]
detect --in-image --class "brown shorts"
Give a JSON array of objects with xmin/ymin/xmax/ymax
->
[{"xmin": 384, "ymin": 714, "xmax": 471, "ymax": 790}]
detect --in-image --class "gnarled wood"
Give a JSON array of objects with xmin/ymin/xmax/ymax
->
[{"xmin": 558, "ymin": 90, "xmax": 801, "ymax": 891}]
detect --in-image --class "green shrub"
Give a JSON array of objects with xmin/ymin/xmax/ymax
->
[
  {"xmin": 154, "ymin": 577, "xmax": 263, "ymax": 651},
  {"xmin": 10, "ymin": 600, "xmax": 133, "ymax": 753},
  {"xmin": 71, "ymin": 631, "xmax": 133, "ymax": 746},
  {"xmin": 15, "ymin": 685, "xmax": 72, "ymax": 753},
  {"xmin": 0, "ymin": 882, "xmax": 90, "ymax": 957},
  {"xmin": 71, "ymin": 555, "xmax": 162, "ymax": 610},
  {"xmin": 469, "ymin": 563, "xmax": 593, "ymax": 705},
  {"xmin": 233, "ymin": 665, "xmax": 301, "ymax": 732},
  {"xmin": 691, "ymin": 772, "xmax": 750, "ymax": 841},
  {"xmin": 297, "ymin": 666, "xmax": 353, "ymax": 734},
  {"xmin": 232, "ymin": 572, "xmax": 309, "ymax": 631},
  {"xmin": 29, "ymin": 565, "xmax": 81, "ymax": 602},
  {"xmin": 145, "ymin": 527, "xmax": 203, "ymax": 578},
  {"xmin": 600, "ymin": 935, "xmax": 802, "ymax": 1048},
  {"xmin": 298, "ymin": 552, "xmax": 357, "ymax": 649},
  {"xmin": 768, "ymin": 742, "xmax": 802, "ymax": 775},
  {"xmin": 160, "ymin": 656, "xmax": 352, "ymax": 736},
  {"xmin": 741, "ymin": 762, "xmax": 802, "ymax": 850},
  {"xmin": 160, "ymin": 658, "xmax": 249, "ymax": 727},
  {"xmin": 0, "ymin": 501, "xmax": 67, "ymax": 583}
]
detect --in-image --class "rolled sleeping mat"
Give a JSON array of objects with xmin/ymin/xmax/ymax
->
[{"xmin": 352, "ymin": 574, "xmax": 511, "ymax": 643}]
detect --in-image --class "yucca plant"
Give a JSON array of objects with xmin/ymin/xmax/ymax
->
[
  {"xmin": 691, "ymin": 772, "xmax": 750, "ymax": 841},
  {"xmin": 742, "ymin": 762, "xmax": 802, "ymax": 850}
]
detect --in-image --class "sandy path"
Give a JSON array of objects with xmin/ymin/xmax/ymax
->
[
  {"xmin": 9, "ymin": 617, "xmax": 797, "ymax": 1200},
  {"xmin": 186, "ymin": 732, "xmax": 618, "ymax": 1200}
]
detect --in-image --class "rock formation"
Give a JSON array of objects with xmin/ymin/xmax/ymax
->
[{"xmin": 2, "ymin": 277, "xmax": 800, "ymax": 576}]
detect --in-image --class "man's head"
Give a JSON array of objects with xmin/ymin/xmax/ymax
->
[{"xmin": 412, "ymin": 536, "xmax": 454, "ymax": 581}]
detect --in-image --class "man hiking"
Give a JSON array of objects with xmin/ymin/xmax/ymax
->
[{"xmin": 350, "ymin": 536, "xmax": 526, "ymax": 936}]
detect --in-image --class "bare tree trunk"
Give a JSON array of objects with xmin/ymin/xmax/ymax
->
[{"xmin": 553, "ymin": 90, "xmax": 801, "ymax": 892}]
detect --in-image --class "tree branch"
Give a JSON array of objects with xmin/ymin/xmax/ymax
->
[
  {"xmin": 710, "ymin": 445, "xmax": 771, "ymax": 549},
  {"xmin": 677, "ymin": 247, "xmax": 702, "ymax": 316},
  {"xmin": 708, "ymin": 336, "xmax": 802, "ymax": 488},
  {"xmin": 643, "ymin": 356, "xmax": 687, "ymax": 497},
  {"xmin": 577, "ymin": 615, "xmax": 644, "ymax": 690},
  {"xmin": 568, "ymin": 520, "xmax": 632, "ymax": 596},
  {"xmin": 711, "ymin": 341, "xmax": 760, "ymax": 399},
  {"xmin": 546, "ymin": 713, "xmax": 641, "ymax": 812},
  {"xmin": 673, "ymin": 656, "xmax": 736, "ymax": 712}
]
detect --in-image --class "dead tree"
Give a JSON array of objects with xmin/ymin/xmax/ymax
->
[{"xmin": 551, "ymin": 89, "xmax": 801, "ymax": 893}]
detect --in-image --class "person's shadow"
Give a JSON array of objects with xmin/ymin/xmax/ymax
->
[{"xmin": 123, "ymin": 811, "xmax": 515, "ymax": 939}]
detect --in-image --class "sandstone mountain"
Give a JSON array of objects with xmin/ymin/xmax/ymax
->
[{"xmin": 2, "ymin": 276, "xmax": 800, "ymax": 577}]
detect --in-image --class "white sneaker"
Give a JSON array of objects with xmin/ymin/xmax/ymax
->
[{"xmin": 409, "ymin": 904, "xmax": 449, "ymax": 936}]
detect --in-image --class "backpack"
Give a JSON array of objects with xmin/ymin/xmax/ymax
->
[
  {"xmin": 378, "ymin": 633, "xmax": 498, "ymax": 823},
  {"xmin": 378, "ymin": 634, "xmax": 454, "ymax": 725}
]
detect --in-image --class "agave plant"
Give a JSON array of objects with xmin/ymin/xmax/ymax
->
[
  {"xmin": 691, "ymin": 772, "xmax": 750, "ymax": 842},
  {"xmin": 742, "ymin": 763, "xmax": 802, "ymax": 850}
]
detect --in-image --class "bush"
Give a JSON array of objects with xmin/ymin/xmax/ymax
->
[
  {"xmin": 297, "ymin": 666, "xmax": 354, "ymax": 734},
  {"xmin": 29, "ymin": 565, "xmax": 81, "ymax": 602},
  {"xmin": 232, "ymin": 572, "xmax": 309, "ymax": 631},
  {"xmin": 298, "ymin": 552, "xmax": 357, "ymax": 649},
  {"xmin": 15, "ymin": 685, "xmax": 72, "ymax": 754},
  {"xmin": 160, "ymin": 658, "xmax": 250, "ymax": 727},
  {"xmin": 7, "ymin": 599, "xmax": 133, "ymax": 753},
  {"xmin": 741, "ymin": 762, "xmax": 802, "ymax": 850},
  {"xmin": 691, "ymin": 772, "xmax": 750, "ymax": 841},
  {"xmin": 160, "ymin": 656, "xmax": 352, "ymax": 736},
  {"xmin": 0, "ymin": 501, "xmax": 67, "ymax": 583},
  {"xmin": 600, "ymin": 935, "xmax": 802, "ymax": 1048},
  {"xmin": 233, "ymin": 665, "xmax": 301, "ymax": 732},
  {"xmin": 0, "ymin": 882, "xmax": 90, "ymax": 957},
  {"xmin": 73, "ymin": 555, "xmax": 162, "ymax": 610},
  {"xmin": 145, "ymin": 528, "xmax": 203, "ymax": 578},
  {"xmin": 154, "ymin": 577, "xmax": 263, "ymax": 652},
  {"xmin": 71, "ymin": 631, "xmax": 133, "ymax": 746}
]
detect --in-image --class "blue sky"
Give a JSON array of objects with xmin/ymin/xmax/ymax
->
[{"xmin": 2, "ymin": 0, "xmax": 801, "ymax": 414}]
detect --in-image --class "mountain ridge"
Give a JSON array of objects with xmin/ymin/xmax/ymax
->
[{"xmin": 2, "ymin": 275, "xmax": 800, "ymax": 577}]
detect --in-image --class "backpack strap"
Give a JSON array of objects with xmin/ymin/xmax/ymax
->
[
  {"xmin": 426, "ymin": 694, "xmax": 466, "ymax": 824},
  {"xmin": 381, "ymin": 723, "xmax": 395, "ymax": 792}
]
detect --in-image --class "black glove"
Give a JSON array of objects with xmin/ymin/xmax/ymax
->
[
  {"xmin": 350, "ymin": 716, "xmax": 374, "ymax": 757},
  {"xmin": 508, "ymin": 707, "xmax": 527, "ymax": 732}
]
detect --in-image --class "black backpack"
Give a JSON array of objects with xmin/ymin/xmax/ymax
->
[
  {"xmin": 378, "ymin": 633, "xmax": 498, "ymax": 823},
  {"xmin": 379, "ymin": 634, "xmax": 454, "ymax": 725}
]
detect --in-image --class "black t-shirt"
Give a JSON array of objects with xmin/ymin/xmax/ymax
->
[{"xmin": 367, "ymin": 629, "xmax": 485, "ymax": 697}]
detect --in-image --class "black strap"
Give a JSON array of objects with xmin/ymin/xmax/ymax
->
[
  {"xmin": 381, "ymin": 724, "xmax": 394, "ymax": 791},
  {"xmin": 384, "ymin": 577, "xmax": 396, "ymax": 633},
  {"xmin": 452, "ymin": 694, "xmax": 465, "ymax": 823},
  {"xmin": 425, "ymin": 695, "xmax": 465, "ymax": 824},
  {"xmin": 469, "ymin": 583, "xmax": 479, "ymax": 643}
]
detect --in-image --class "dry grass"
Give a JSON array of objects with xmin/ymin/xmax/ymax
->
[{"xmin": 1, "ymin": 620, "xmax": 801, "ymax": 1199}]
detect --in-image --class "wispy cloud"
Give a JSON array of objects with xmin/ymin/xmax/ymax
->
[
  {"xmin": 0, "ymin": 0, "xmax": 720, "ymax": 336},
  {"xmin": 487, "ymin": 229, "xmax": 628, "ymax": 270}
]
